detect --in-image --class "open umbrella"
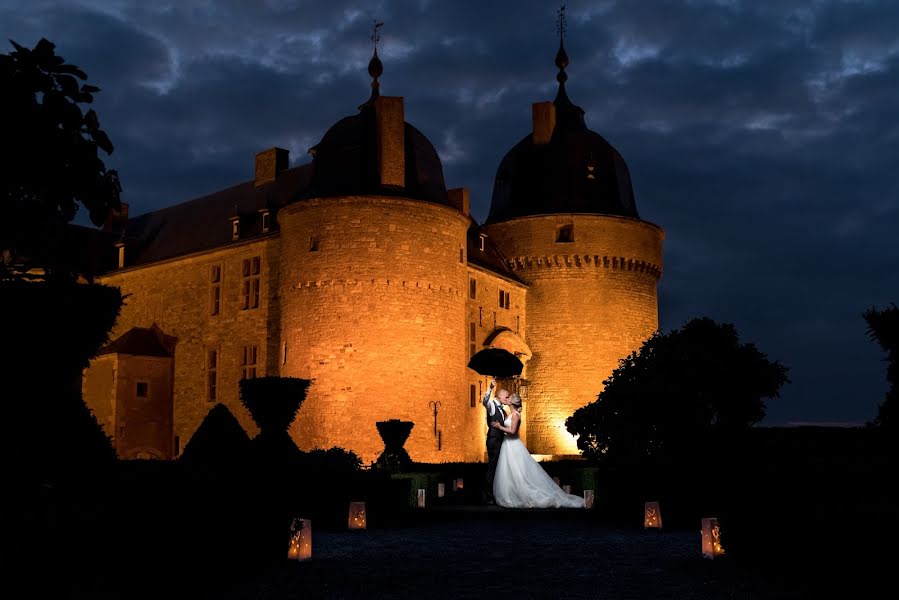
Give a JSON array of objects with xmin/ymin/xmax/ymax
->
[{"xmin": 467, "ymin": 348, "xmax": 523, "ymax": 378}]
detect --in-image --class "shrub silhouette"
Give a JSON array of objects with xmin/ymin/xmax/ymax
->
[
  {"xmin": 180, "ymin": 403, "xmax": 251, "ymax": 470},
  {"xmin": 864, "ymin": 303, "xmax": 898, "ymax": 430},
  {"xmin": 375, "ymin": 419, "xmax": 415, "ymax": 472},
  {"xmin": 239, "ymin": 376, "xmax": 311, "ymax": 435},
  {"xmin": 566, "ymin": 317, "xmax": 789, "ymax": 469}
]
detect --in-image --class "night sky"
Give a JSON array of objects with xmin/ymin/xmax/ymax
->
[{"xmin": 4, "ymin": 1, "xmax": 897, "ymax": 426}]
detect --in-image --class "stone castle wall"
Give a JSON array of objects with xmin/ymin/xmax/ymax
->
[
  {"xmin": 484, "ymin": 214, "xmax": 664, "ymax": 455},
  {"xmin": 98, "ymin": 237, "xmax": 279, "ymax": 447},
  {"xmin": 278, "ymin": 196, "xmax": 472, "ymax": 463}
]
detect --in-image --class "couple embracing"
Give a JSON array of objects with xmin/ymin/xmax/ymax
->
[{"xmin": 482, "ymin": 379, "xmax": 585, "ymax": 508}]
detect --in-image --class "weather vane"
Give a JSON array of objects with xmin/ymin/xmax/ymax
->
[
  {"xmin": 371, "ymin": 19, "xmax": 384, "ymax": 50},
  {"xmin": 556, "ymin": 5, "xmax": 567, "ymax": 41}
]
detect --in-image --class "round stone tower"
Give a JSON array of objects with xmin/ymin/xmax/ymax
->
[
  {"xmin": 483, "ymin": 41, "xmax": 664, "ymax": 455},
  {"xmin": 279, "ymin": 52, "xmax": 471, "ymax": 463}
]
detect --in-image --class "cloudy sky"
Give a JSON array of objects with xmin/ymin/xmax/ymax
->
[{"xmin": 4, "ymin": 0, "xmax": 897, "ymax": 425}]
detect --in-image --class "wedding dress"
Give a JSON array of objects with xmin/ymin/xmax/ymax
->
[{"xmin": 493, "ymin": 412, "xmax": 586, "ymax": 509}]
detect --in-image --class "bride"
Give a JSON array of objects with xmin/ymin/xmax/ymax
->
[{"xmin": 491, "ymin": 392, "xmax": 585, "ymax": 509}]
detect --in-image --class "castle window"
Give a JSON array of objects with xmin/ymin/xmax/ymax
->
[
  {"xmin": 260, "ymin": 210, "xmax": 270, "ymax": 233},
  {"xmin": 207, "ymin": 349, "xmax": 218, "ymax": 402},
  {"xmin": 469, "ymin": 277, "xmax": 477, "ymax": 299},
  {"xmin": 174, "ymin": 435, "xmax": 180, "ymax": 456},
  {"xmin": 478, "ymin": 234, "xmax": 486, "ymax": 252},
  {"xmin": 459, "ymin": 247, "xmax": 464, "ymax": 263},
  {"xmin": 231, "ymin": 217, "xmax": 240, "ymax": 240},
  {"xmin": 516, "ymin": 315, "xmax": 520, "ymax": 334},
  {"xmin": 309, "ymin": 236, "xmax": 319, "ymax": 252},
  {"xmin": 499, "ymin": 289, "xmax": 510, "ymax": 310},
  {"xmin": 469, "ymin": 322, "xmax": 477, "ymax": 359},
  {"xmin": 210, "ymin": 265, "xmax": 221, "ymax": 316},
  {"xmin": 136, "ymin": 381, "xmax": 148, "ymax": 398},
  {"xmin": 479, "ymin": 306, "xmax": 483, "ymax": 327},
  {"xmin": 556, "ymin": 224, "xmax": 574, "ymax": 243},
  {"xmin": 241, "ymin": 257, "xmax": 261, "ymax": 310},
  {"xmin": 282, "ymin": 342, "xmax": 288, "ymax": 365},
  {"xmin": 470, "ymin": 384, "xmax": 477, "ymax": 408},
  {"xmin": 241, "ymin": 344, "xmax": 257, "ymax": 380}
]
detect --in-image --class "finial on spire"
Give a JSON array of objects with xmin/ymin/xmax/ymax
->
[
  {"xmin": 555, "ymin": 5, "xmax": 569, "ymax": 83},
  {"xmin": 362, "ymin": 20, "xmax": 384, "ymax": 108}
]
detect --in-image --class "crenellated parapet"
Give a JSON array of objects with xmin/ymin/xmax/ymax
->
[
  {"xmin": 293, "ymin": 279, "xmax": 462, "ymax": 296},
  {"xmin": 507, "ymin": 254, "xmax": 662, "ymax": 279}
]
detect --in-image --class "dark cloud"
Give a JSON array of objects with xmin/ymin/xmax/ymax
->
[{"xmin": 3, "ymin": 0, "xmax": 896, "ymax": 425}]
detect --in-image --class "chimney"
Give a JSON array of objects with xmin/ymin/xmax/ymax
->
[
  {"xmin": 254, "ymin": 147, "xmax": 290, "ymax": 187},
  {"xmin": 374, "ymin": 96, "xmax": 405, "ymax": 189},
  {"xmin": 532, "ymin": 101, "xmax": 556, "ymax": 145},
  {"xmin": 103, "ymin": 202, "xmax": 129, "ymax": 233},
  {"xmin": 448, "ymin": 187, "xmax": 470, "ymax": 217},
  {"xmin": 114, "ymin": 241, "xmax": 125, "ymax": 269}
]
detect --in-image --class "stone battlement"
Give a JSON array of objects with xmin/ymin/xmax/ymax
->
[{"xmin": 507, "ymin": 255, "xmax": 662, "ymax": 279}]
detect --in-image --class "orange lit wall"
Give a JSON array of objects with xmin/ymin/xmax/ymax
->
[
  {"xmin": 484, "ymin": 214, "xmax": 664, "ymax": 455},
  {"xmin": 278, "ymin": 196, "xmax": 472, "ymax": 463}
]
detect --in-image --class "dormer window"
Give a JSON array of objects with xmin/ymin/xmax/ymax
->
[
  {"xmin": 478, "ymin": 234, "xmax": 487, "ymax": 252},
  {"xmin": 231, "ymin": 217, "xmax": 240, "ymax": 240},
  {"xmin": 260, "ymin": 210, "xmax": 270, "ymax": 233},
  {"xmin": 556, "ymin": 224, "xmax": 574, "ymax": 243}
]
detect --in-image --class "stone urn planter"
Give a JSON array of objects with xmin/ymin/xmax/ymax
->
[{"xmin": 375, "ymin": 419, "xmax": 414, "ymax": 473}]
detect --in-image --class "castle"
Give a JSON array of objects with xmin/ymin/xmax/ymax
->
[{"xmin": 81, "ymin": 40, "xmax": 664, "ymax": 464}]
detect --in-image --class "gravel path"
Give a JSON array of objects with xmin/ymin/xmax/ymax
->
[{"xmin": 211, "ymin": 509, "xmax": 806, "ymax": 599}]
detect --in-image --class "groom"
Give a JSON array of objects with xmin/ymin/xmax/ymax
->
[{"xmin": 482, "ymin": 379, "xmax": 510, "ymax": 505}]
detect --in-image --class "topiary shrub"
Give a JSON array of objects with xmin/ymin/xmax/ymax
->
[
  {"xmin": 239, "ymin": 377, "xmax": 311, "ymax": 435},
  {"xmin": 180, "ymin": 403, "xmax": 251, "ymax": 472},
  {"xmin": 375, "ymin": 419, "xmax": 414, "ymax": 473}
]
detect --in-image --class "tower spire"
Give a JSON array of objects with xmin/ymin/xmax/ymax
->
[
  {"xmin": 361, "ymin": 20, "xmax": 384, "ymax": 109},
  {"xmin": 554, "ymin": 6, "xmax": 570, "ymax": 96},
  {"xmin": 551, "ymin": 5, "xmax": 585, "ymax": 130}
]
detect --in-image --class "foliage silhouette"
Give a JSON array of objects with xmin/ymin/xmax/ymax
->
[
  {"xmin": 566, "ymin": 317, "xmax": 789, "ymax": 468},
  {"xmin": 864, "ymin": 303, "xmax": 898, "ymax": 429},
  {"xmin": 2, "ymin": 281, "xmax": 122, "ymax": 482},
  {"xmin": 1, "ymin": 37, "xmax": 121, "ymax": 282},
  {"xmin": 239, "ymin": 376, "xmax": 311, "ymax": 435},
  {"xmin": 375, "ymin": 419, "xmax": 415, "ymax": 472},
  {"xmin": 179, "ymin": 403, "xmax": 251, "ymax": 470}
]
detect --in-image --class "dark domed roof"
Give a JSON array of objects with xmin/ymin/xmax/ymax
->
[
  {"xmin": 302, "ymin": 54, "xmax": 448, "ymax": 206},
  {"xmin": 304, "ymin": 110, "xmax": 447, "ymax": 205},
  {"xmin": 487, "ymin": 44, "xmax": 638, "ymax": 223}
]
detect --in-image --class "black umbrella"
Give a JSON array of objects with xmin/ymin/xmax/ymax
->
[{"xmin": 467, "ymin": 348, "xmax": 523, "ymax": 378}]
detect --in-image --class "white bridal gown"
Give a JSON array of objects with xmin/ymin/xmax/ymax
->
[{"xmin": 493, "ymin": 413, "xmax": 586, "ymax": 509}]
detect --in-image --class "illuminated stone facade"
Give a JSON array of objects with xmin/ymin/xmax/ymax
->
[{"xmin": 83, "ymin": 52, "xmax": 663, "ymax": 463}]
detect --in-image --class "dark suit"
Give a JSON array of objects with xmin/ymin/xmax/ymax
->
[{"xmin": 483, "ymin": 397, "xmax": 506, "ymax": 504}]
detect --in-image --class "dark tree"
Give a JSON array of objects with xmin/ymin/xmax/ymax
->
[
  {"xmin": 565, "ymin": 317, "xmax": 789, "ymax": 467},
  {"xmin": 864, "ymin": 303, "xmax": 898, "ymax": 429},
  {"xmin": 1, "ymin": 38, "xmax": 121, "ymax": 281}
]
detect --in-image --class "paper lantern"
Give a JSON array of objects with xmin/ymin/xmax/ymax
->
[
  {"xmin": 583, "ymin": 490, "xmax": 594, "ymax": 509},
  {"xmin": 701, "ymin": 518, "xmax": 725, "ymax": 559},
  {"xmin": 552, "ymin": 476, "xmax": 561, "ymax": 486},
  {"xmin": 287, "ymin": 518, "xmax": 312, "ymax": 561},
  {"xmin": 417, "ymin": 488, "xmax": 426, "ymax": 508},
  {"xmin": 348, "ymin": 502, "xmax": 366, "ymax": 530},
  {"xmin": 644, "ymin": 502, "xmax": 663, "ymax": 529},
  {"xmin": 562, "ymin": 484, "xmax": 571, "ymax": 494},
  {"xmin": 438, "ymin": 483, "xmax": 445, "ymax": 498}
]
